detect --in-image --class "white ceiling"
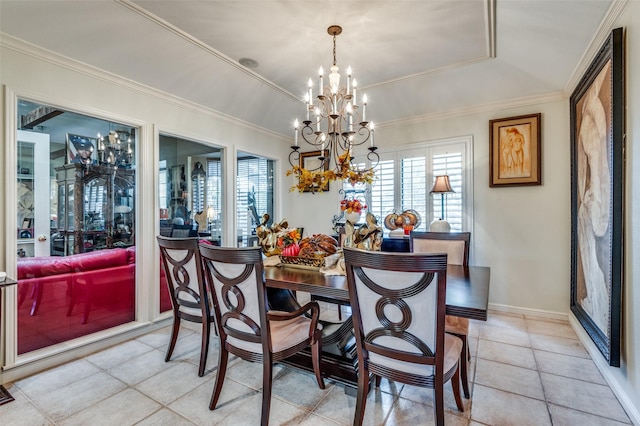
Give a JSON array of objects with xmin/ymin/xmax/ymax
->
[{"xmin": 0, "ymin": 0, "xmax": 615, "ymax": 138}]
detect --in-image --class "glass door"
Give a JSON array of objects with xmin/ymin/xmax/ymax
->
[{"xmin": 17, "ymin": 130, "xmax": 51, "ymax": 258}]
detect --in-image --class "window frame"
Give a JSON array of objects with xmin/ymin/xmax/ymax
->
[{"xmin": 342, "ymin": 135, "xmax": 474, "ymax": 234}]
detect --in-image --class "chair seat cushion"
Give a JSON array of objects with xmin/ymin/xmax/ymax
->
[
  {"xmin": 445, "ymin": 315, "xmax": 469, "ymax": 336},
  {"xmin": 227, "ymin": 311, "xmax": 321, "ymax": 354},
  {"xmin": 369, "ymin": 333, "xmax": 463, "ymax": 377}
]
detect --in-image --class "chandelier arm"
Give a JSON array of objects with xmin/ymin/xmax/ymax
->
[
  {"xmin": 288, "ymin": 148, "xmax": 301, "ymax": 169},
  {"xmin": 287, "ymin": 24, "xmax": 378, "ymax": 192}
]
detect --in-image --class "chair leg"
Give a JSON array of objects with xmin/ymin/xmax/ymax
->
[
  {"xmin": 460, "ymin": 336, "xmax": 470, "ymax": 398},
  {"xmin": 261, "ymin": 354, "xmax": 273, "ymax": 426},
  {"xmin": 374, "ymin": 375, "xmax": 381, "ymax": 388},
  {"xmin": 209, "ymin": 346, "xmax": 229, "ymax": 410},
  {"xmin": 451, "ymin": 364, "xmax": 464, "ymax": 412},
  {"xmin": 311, "ymin": 333, "xmax": 325, "ymax": 389},
  {"xmin": 198, "ymin": 318, "xmax": 211, "ymax": 377},
  {"xmin": 352, "ymin": 368, "xmax": 369, "ymax": 426},
  {"xmin": 165, "ymin": 315, "xmax": 181, "ymax": 362},
  {"xmin": 434, "ymin": 378, "xmax": 445, "ymax": 426}
]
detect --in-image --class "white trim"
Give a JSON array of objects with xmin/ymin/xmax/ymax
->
[
  {"xmin": 568, "ymin": 313, "xmax": 640, "ymax": 426},
  {"xmin": 1, "ymin": 317, "xmax": 171, "ymax": 383},
  {"xmin": 488, "ymin": 303, "xmax": 569, "ymax": 322},
  {"xmin": 0, "ymin": 34, "xmax": 288, "ymax": 144},
  {"xmin": 563, "ymin": 0, "xmax": 629, "ymax": 95},
  {"xmin": 486, "ymin": 303, "xmax": 639, "ymax": 425}
]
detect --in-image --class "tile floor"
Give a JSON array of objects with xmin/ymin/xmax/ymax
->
[{"xmin": 1, "ymin": 305, "xmax": 633, "ymax": 425}]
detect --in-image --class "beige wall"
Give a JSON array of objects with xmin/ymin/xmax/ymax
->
[{"xmin": 2, "ymin": 1, "xmax": 639, "ymax": 420}]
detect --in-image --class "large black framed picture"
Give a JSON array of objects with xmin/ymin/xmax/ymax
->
[{"xmin": 570, "ymin": 27, "xmax": 624, "ymax": 367}]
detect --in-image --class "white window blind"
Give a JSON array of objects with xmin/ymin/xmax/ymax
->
[
  {"xmin": 158, "ymin": 160, "xmax": 167, "ymax": 210},
  {"xmin": 368, "ymin": 159, "xmax": 395, "ymax": 224},
  {"xmin": 236, "ymin": 157, "xmax": 274, "ymax": 245},
  {"xmin": 206, "ymin": 159, "xmax": 222, "ymax": 218},
  {"xmin": 432, "ymin": 152, "xmax": 463, "ymax": 231},
  {"xmin": 401, "ymin": 155, "xmax": 427, "ymax": 231},
  {"xmin": 357, "ymin": 137, "xmax": 471, "ymax": 234}
]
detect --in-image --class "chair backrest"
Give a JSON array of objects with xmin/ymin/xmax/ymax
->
[
  {"xmin": 157, "ymin": 236, "xmax": 210, "ymax": 321},
  {"xmin": 409, "ymin": 232, "xmax": 470, "ymax": 266},
  {"xmin": 198, "ymin": 245, "xmax": 269, "ymax": 356},
  {"xmin": 171, "ymin": 224, "xmax": 198, "ymax": 238},
  {"xmin": 343, "ymin": 247, "xmax": 448, "ymax": 382}
]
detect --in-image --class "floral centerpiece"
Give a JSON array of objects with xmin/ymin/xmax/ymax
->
[
  {"xmin": 278, "ymin": 228, "xmax": 302, "ymax": 257},
  {"xmin": 341, "ymin": 197, "xmax": 367, "ymax": 224},
  {"xmin": 340, "ymin": 198, "xmax": 367, "ymax": 214}
]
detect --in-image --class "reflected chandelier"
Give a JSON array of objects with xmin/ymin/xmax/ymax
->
[{"xmin": 287, "ymin": 25, "xmax": 379, "ymax": 192}]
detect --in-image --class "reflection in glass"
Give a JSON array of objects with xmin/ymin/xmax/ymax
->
[
  {"xmin": 15, "ymin": 99, "xmax": 137, "ymax": 355},
  {"xmin": 158, "ymin": 134, "xmax": 222, "ymax": 312}
]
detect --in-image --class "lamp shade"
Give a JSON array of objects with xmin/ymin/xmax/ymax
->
[{"xmin": 430, "ymin": 175, "xmax": 454, "ymax": 194}]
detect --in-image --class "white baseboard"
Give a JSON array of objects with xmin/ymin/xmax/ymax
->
[
  {"xmin": 486, "ymin": 303, "xmax": 639, "ymax": 425},
  {"xmin": 488, "ymin": 303, "xmax": 569, "ymax": 322},
  {"xmin": 568, "ymin": 313, "xmax": 640, "ymax": 426}
]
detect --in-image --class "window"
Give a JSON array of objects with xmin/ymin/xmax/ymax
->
[
  {"xmin": 158, "ymin": 160, "xmax": 167, "ymax": 210},
  {"xmin": 347, "ymin": 136, "xmax": 472, "ymax": 233},
  {"xmin": 206, "ymin": 159, "xmax": 222, "ymax": 240},
  {"xmin": 236, "ymin": 154, "xmax": 274, "ymax": 246}
]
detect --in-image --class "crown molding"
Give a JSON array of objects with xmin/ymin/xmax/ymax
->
[
  {"xmin": 379, "ymin": 91, "xmax": 565, "ymax": 129},
  {"xmin": 0, "ymin": 33, "xmax": 288, "ymax": 143},
  {"xmin": 563, "ymin": 0, "xmax": 629, "ymax": 95}
]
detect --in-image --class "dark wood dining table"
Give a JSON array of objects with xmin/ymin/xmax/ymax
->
[{"xmin": 264, "ymin": 264, "xmax": 490, "ymax": 388}]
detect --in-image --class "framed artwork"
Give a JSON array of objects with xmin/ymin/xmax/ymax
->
[
  {"xmin": 66, "ymin": 133, "xmax": 96, "ymax": 165},
  {"xmin": 300, "ymin": 150, "xmax": 330, "ymax": 192},
  {"xmin": 489, "ymin": 113, "xmax": 541, "ymax": 187},
  {"xmin": 570, "ymin": 27, "xmax": 624, "ymax": 367}
]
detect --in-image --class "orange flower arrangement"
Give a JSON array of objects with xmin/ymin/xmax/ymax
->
[
  {"xmin": 277, "ymin": 228, "xmax": 301, "ymax": 248},
  {"xmin": 340, "ymin": 198, "xmax": 367, "ymax": 214},
  {"xmin": 286, "ymin": 151, "xmax": 376, "ymax": 193}
]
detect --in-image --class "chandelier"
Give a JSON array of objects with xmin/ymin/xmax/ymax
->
[
  {"xmin": 96, "ymin": 130, "xmax": 134, "ymax": 169},
  {"xmin": 287, "ymin": 25, "xmax": 379, "ymax": 192}
]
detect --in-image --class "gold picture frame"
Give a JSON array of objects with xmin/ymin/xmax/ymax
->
[
  {"xmin": 300, "ymin": 150, "xmax": 330, "ymax": 192},
  {"xmin": 489, "ymin": 113, "xmax": 542, "ymax": 187}
]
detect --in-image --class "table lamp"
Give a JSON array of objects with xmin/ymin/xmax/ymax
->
[{"xmin": 430, "ymin": 175, "xmax": 454, "ymax": 232}]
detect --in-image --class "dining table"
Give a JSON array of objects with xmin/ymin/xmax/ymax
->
[{"xmin": 264, "ymin": 263, "xmax": 490, "ymax": 388}]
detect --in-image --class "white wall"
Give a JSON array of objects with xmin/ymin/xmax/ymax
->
[
  {"xmin": 286, "ymin": 99, "xmax": 571, "ymax": 314},
  {"xmin": 285, "ymin": 4, "xmax": 640, "ymax": 419},
  {"xmin": 2, "ymin": 2, "xmax": 639, "ymax": 419},
  {"xmin": 0, "ymin": 38, "xmax": 290, "ymax": 381}
]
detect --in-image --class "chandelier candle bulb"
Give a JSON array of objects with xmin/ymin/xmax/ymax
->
[
  {"xmin": 347, "ymin": 66, "xmax": 352, "ymax": 95},
  {"xmin": 308, "ymin": 79, "xmax": 313, "ymax": 106},
  {"xmin": 319, "ymin": 67, "xmax": 323, "ymax": 96},
  {"xmin": 362, "ymin": 94, "xmax": 367, "ymax": 122},
  {"xmin": 294, "ymin": 119, "xmax": 299, "ymax": 146},
  {"xmin": 370, "ymin": 122, "xmax": 375, "ymax": 147},
  {"xmin": 305, "ymin": 93, "xmax": 310, "ymax": 121},
  {"xmin": 352, "ymin": 79, "xmax": 357, "ymax": 105}
]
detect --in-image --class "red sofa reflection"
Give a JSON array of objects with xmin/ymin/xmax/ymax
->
[{"xmin": 17, "ymin": 247, "xmax": 136, "ymax": 355}]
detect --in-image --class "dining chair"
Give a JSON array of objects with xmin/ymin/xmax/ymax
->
[
  {"xmin": 343, "ymin": 247, "xmax": 464, "ymax": 426},
  {"xmin": 157, "ymin": 236, "xmax": 215, "ymax": 377},
  {"xmin": 410, "ymin": 231, "xmax": 472, "ymax": 398},
  {"xmin": 199, "ymin": 244, "xmax": 325, "ymax": 426}
]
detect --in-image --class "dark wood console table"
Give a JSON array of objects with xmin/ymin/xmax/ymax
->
[
  {"xmin": 0, "ymin": 277, "xmax": 18, "ymax": 405},
  {"xmin": 264, "ymin": 264, "xmax": 490, "ymax": 387}
]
